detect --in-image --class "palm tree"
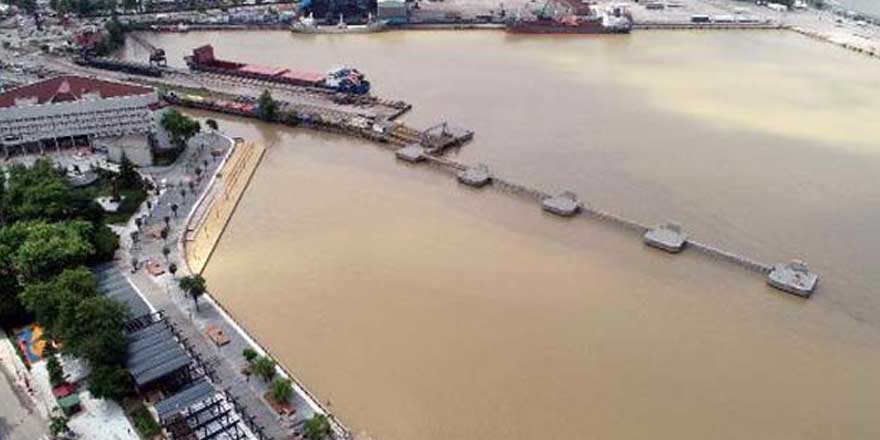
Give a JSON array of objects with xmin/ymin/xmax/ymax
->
[
  {"xmin": 168, "ymin": 263, "xmax": 178, "ymax": 278},
  {"xmin": 179, "ymin": 275, "xmax": 208, "ymax": 312},
  {"xmin": 171, "ymin": 203, "xmax": 179, "ymax": 218},
  {"xmin": 160, "ymin": 227, "xmax": 169, "ymax": 244},
  {"xmin": 162, "ymin": 245, "xmax": 171, "ymax": 262},
  {"xmin": 180, "ymin": 188, "xmax": 186, "ymax": 200},
  {"xmin": 163, "ymin": 216, "xmax": 171, "ymax": 228}
]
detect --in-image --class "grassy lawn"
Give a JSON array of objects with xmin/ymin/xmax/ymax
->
[
  {"xmin": 73, "ymin": 175, "xmax": 148, "ymax": 225},
  {"xmin": 129, "ymin": 404, "xmax": 161, "ymax": 438}
]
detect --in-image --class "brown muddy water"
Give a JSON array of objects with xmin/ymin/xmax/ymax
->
[{"xmin": 128, "ymin": 31, "xmax": 880, "ymax": 440}]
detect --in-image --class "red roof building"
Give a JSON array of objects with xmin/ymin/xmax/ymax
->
[
  {"xmin": 0, "ymin": 76, "xmax": 159, "ymax": 165},
  {"xmin": 0, "ymin": 75, "xmax": 154, "ymax": 109}
]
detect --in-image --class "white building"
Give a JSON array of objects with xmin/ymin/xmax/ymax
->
[{"xmin": 0, "ymin": 75, "xmax": 160, "ymax": 165}]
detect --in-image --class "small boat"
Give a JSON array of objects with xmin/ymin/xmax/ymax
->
[{"xmin": 291, "ymin": 13, "xmax": 387, "ymax": 34}]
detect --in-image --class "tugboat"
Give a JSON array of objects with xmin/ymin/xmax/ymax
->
[
  {"xmin": 507, "ymin": 0, "xmax": 632, "ymax": 34},
  {"xmin": 292, "ymin": 13, "xmax": 387, "ymax": 34}
]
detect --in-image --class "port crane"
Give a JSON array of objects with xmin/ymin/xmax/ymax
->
[{"xmin": 128, "ymin": 33, "xmax": 167, "ymax": 67}]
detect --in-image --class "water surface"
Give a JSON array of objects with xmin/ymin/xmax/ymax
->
[{"xmin": 130, "ymin": 31, "xmax": 880, "ymax": 440}]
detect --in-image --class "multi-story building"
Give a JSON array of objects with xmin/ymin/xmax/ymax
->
[{"xmin": 0, "ymin": 75, "xmax": 161, "ymax": 165}]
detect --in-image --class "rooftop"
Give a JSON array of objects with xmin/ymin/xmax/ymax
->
[{"xmin": 0, "ymin": 75, "xmax": 154, "ymax": 109}]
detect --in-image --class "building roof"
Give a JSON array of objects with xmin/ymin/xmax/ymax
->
[
  {"xmin": 154, "ymin": 379, "xmax": 216, "ymax": 422},
  {"xmin": 124, "ymin": 317, "xmax": 192, "ymax": 387},
  {"xmin": 0, "ymin": 75, "xmax": 154, "ymax": 109}
]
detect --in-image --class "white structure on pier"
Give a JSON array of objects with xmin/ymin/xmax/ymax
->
[
  {"xmin": 542, "ymin": 191, "xmax": 580, "ymax": 217},
  {"xmin": 644, "ymin": 222, "xmax": 688, "ymax": 253},
  {"xmin": 767, "ymin": 260, "xmax": 818, "ymax": 297},
  {"xmin": 0, "ymin": 75, "xmax": 160, "ymax": 165}
]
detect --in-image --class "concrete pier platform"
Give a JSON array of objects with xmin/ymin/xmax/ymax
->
[
  {"xmin": 542, "ymin": 192, "xmax": 580, "ymax": 217},
  {"xmin": 767, "ymin": 260, "xmax": 819, "ymax": 298},
  {"xmin": 457, "ymin": 164, "xmax": 491, "ymax": 187},
  {"xmin": 395, "ymin": 144, "xmax": 426, "ymax": 163},
  {"xmin": 644, "ymin": 222, "xmax": 688, "ymax": 253}
]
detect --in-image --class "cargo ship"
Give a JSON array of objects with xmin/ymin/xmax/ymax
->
[
  {"xmin": 507, "ymin": 0, "xmax": 632, "ymax": 34},
  {"xmin": 184, "ymin": 45, "xmax": 370, "ymax": 95}
]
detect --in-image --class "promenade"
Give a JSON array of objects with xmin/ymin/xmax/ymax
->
[{"xmin": 117, "ymin": 131, "xmax": 327, "ymax": 439}]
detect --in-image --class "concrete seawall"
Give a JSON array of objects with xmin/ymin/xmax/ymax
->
[
  {"xmin": 184, "ymin": 138, "xmax": 265, "ymax": 274},
  {"xmin": 179, "ymin": 136, "xmax": 355, "ymax": 439}
]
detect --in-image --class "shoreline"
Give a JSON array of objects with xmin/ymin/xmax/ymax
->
[{"xmin": 176, "ymin": 134, "xmax": 354, "ymax": 438}]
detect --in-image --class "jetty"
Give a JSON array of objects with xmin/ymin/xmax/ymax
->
[
  {"xmin": 152, "ymin": 66, "xmax": 819, "ymax": 299},
  {"xmin": 643, "ymin": 222, "xmax": 688, "ymax": 253}
]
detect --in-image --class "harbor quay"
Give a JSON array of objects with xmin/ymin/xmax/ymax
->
[{"xmin": 120, "ymin": 131, "xmax": 359, "ymax": 439}]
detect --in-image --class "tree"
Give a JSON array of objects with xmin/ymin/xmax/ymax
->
[
  {"xmin": 303, "ymin": 414, "xmax": 332, "ymax": 440},
  {"xmin": 178, "ymin": 274, "xmax": 207, "ymax": 311},
  {"xmin": 168, "ymin": 263, "xmax": 177, "ymax": 278},
  {"xmin": 49, "ymin": 413, "xmax": 70, "ymax": 437},
  {"xmin": 4, "ymin": 161, "xmax": 75, "ymax": 223},
  {"xmin": 160, "ymin": 227, "xmax": 169, "ymax": 243},
  {"xmin": 118, "ymin": 153, "xmax": 141, "ymax": 189},
  {"xmin": 11, "ymin": 222, "xmax": 94, "ymax": 282},
  {"xmin": 257, "ymin": 90, "xmax": 279, "ymax": 122},
  {"xmin": 88, "ymin": 364, "xmax": 132, "ymax": 401},
  {"xmin": 47, "ymin": 355, "xmax": 65, "ymax": 387},
  {"xmin": 161, "ymin": 245, "xmax": 171, "ymax": 261},
  {"xmin": 242, "ymin": 348, "xmax": 258, "ymax": 364},
  {"xmin": 206, "ymin": 119, "xmax": 219, "ymax": 131},
  {"xmin": 270, "ymin": 378, "xmax": 293, "ymax": 403},
  {"xmin": 171, "ymin": 203, "xmax": 179, "ymax": 218},
  {"xmin": 179, "ymin": 188, "xmax": 186, "ymax": 200},
  {"xmin": 64, "ymin": 296, "xmax": 129, "ymax": 367},
  {"xmin": 251, "ymin": 355, "xmax": 276, "ymax": 382},
  {"xmin": 160, "ymin": 109, "xmax": 201, "ymax": 149}
]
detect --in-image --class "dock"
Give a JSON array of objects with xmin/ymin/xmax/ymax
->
[
  {"xmin": 395, "ymin": 144, "xmax": 427, "ymax": 163},
  {"xmin": 767, "ymin": 260, "xmax": 819, "ymax": 298}
]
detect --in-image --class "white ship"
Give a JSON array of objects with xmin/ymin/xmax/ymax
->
[{"xmin": 291, "ymin": 13, "xmax": 388, "ymax": 34}]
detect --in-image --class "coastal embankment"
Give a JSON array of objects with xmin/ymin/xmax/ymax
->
[
  {"xmin": 179, "ymin": 135, "xmax": 354, "ymax": 439},
  {"xmin": 183, "ymin": 137, "xmax": 265, "ymax": 274}
]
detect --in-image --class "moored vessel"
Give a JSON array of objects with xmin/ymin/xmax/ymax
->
[
  {"xmin": 184, "ymin": 45, "xmax": 370, "ymax": 95},
  {"xmin": 507, "ymin": 0, "xmax": 632, "ymax": 34},
  {"xmin": 291, "ymin": 13, "xmax": 388, "ymax": 34}
]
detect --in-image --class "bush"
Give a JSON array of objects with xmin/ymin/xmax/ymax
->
[
  {"xmin": 304, "ymin": 414, "xmax": 332, "ymax": 440},
  {"xmin": 130, "ymin": 404, "xmax": 161, "ymax": 437},
  {"xmin": 47, "ymin": 355, "xmax": 65, "ymax": 387},
  {"xmin": 242, "ymin": 348, "xmax": 258, "ymax": 364},
  {"xmin": 251, "ymin": 355, "xmax": 276, "ymax": 382},
  {"xmin": 271, "ymin": 378, "xmax": 293, "ymax": 403}
]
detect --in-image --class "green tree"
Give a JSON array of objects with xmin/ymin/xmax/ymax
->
[
  {"xmin": 206, "ymin": 119, "xmax": 219, "ymax": 131},
  {"xmin": 49, "ymin": 413, "xmax": 70, "ymax": 437},
  {"xmin": 160, "ymin": 109, "xmax": 202, "ymax": 149},
  {"xmin": 118, "ymin": 153, "xmax": 141, "ymax": 189},
  {"xmin": 64, "ymin": 296, "xmax": 128, "ymax": 367},
  {"xmin": 4, "ymin": 161, "xmax": 75, "ymax": 223},
  {"xmin": 178, "ymin": 274, "xmax": 207, "ymax": 311},
  {"xmin": 251, "ymin": 355, "xmax": 276, "ymax": 382},
  {"xmin": 19, "ymin": 266, "xmax": 96, "ymax": 333},
  {"xmin": 47, "ymin": 355, "xmax": 65, "ymax": 387},
  {"xmin": 257, "ymin": 90, "xmax": 279, "ymax": 122},
  {"xmin": 12, "ymin": 221, "xmax": 94, "ymax": 282},
  {"xmin": 303, "ymin": 414, "xmax": 332, "ymax": 440},
  {"xmin": 88, "ymin": 364, "xmax": 132, "ymax": 401},
  {"xmin": 242, "ymin": 347, "xmax": 258, "ymax": 364},
  {"xmin": 270, "ymin": 377, "xmax": 293, "ymax": 403}
]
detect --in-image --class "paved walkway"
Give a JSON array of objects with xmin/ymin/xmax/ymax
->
[
  {"xmin": 0, "ymin": 335, "xmax": 48, "ymax": 440},
  {"xmin": 116, "ymin": 131, "xmax": 319, "ymax": 440}
]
